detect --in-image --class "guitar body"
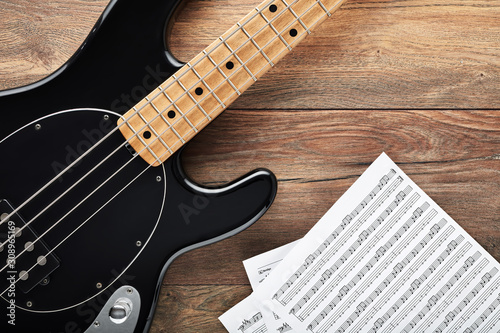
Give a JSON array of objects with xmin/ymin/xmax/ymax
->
[{"xmin": 0, "ymin": 0, "xmax": 277, "ymax": 332}]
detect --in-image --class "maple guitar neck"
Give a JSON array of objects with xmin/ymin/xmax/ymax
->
[{"xmin": 118, "ymin": 0, "xmax": 347, "ymax": 166}]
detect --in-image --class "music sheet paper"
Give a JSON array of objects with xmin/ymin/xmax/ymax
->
[
  {"xmin": 222, "ymin": 152, "xmax": 500, "ymax": 333},
  {"xmin": 219, "ymin": 294, "xmax": 268, "ymax": 333},
  {"xmin": 255, "ymin": 152, "xmax": 500, "ymax": 332},
  {"xmin": 219, "ymin": 241, "xmax": 298, "ymax": 332},
  {"xmin": 244, "ymin": 240, "xmax": 300, "ymax": 290}
]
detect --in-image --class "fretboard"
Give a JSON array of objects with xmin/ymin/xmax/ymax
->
[{"xmin": 118, "ymin": 0, "xmax": 347, "ymax": 166}]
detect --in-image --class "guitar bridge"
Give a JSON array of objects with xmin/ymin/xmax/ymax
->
[{"xmin": 0, "ymin": 199, "xmax": 60, "ymax": 294}]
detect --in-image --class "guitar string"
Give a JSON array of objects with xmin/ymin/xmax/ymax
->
[
  {"xmin": 0, "ymin": 0, "xmax": 339, "ymax": 283},
  {"xmin": 0, "ymin": 0, "xmax": 328, "ymax": 255},
  {"xmin": 0, "ymin": 0, "xmax": 335, "ymax": 275},
  {"xmin": 0, "ymin": 0, "xmax": 341, "ymax": 295},
  {"xmin": 0, "ymin": 0, "xmax": 299, "ymax": 256},
  {"xmin": 0, "ymin": 0, "xmax": 281, "ymax": 227},
  {"xmin": 0, "ymin": 0, "xmax": 336, "ymax": 236}
]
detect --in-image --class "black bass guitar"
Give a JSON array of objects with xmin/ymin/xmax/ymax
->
[{"xmin": 0, "ymin": 0, "xmax": 345, "ymax": 331}]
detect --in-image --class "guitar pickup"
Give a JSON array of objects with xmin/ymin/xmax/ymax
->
[{"xmin": 0, "ymin": 199, "xmax": 60, "ymax": 294}]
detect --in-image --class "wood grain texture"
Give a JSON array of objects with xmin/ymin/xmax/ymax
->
[
  {"xmin": 169, "ymin": 0, "xmax": 500, "ymax": 110},
  {"xmin": 1, "ymin": 0, "xmax": 500, "ymax": 332},
  {"xmin": 0, "ymin": 0, "xmax": 109, "ymax": 89}
]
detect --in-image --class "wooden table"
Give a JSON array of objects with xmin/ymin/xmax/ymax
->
[{"xmin": 1, "ymin": 0, "xmax": 499, "ymax": 331}]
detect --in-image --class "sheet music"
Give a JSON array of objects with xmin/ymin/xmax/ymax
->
[
  {"xmin": 251, "ymin": 152, "xmax": 500, "ymax": 333},
  {"xmin": 244, "ymin": 240, "xmax": 300, "ymax": 290},
  {"xmin": 220, "ymin": 241, "xmax": 299, "ymax": 332},
  {"xmin": 219, "ymin": 294, "xmax": 268, "ymax": 333}
]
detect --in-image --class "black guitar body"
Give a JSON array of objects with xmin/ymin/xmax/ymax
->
[{"xmin": 0, "ymin": 0, "xmax": 277, "ymax": 332}]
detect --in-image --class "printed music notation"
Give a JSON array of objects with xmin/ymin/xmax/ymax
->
[
  {"xmin": 220, "ymin": 297, "xmax": 269, "ymax": 333},
  {"xmin": 274, "ymin": 170, "xmax": 400, "ymax": 305},
  {"xmin": 239, "ymin": 313, "xmax": 265, "ymax": 332},
  {"xmin": 221, "ymin": 153, "xmax": 500, "ymax": 333},
  {"xmin": 220, "ymin": 241, "xmax": 298, "ymax": 333},
  {"xmin": 243, "ymin": 240, "xmax": 301, "ymax": 291}
]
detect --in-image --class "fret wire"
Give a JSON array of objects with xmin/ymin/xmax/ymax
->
[
  {"xmin": 173, "ymin": 74, "xmax": 212, "ymax": 120},
  {"xmin": 316, "ymin": 0, "xmax": 332, "ymax": 16},
  {"xmin": 256, "ymin": 7, "xmax": 293, "ymax": 51},
  {"xmin": 203, "ymin": 50, "xmax": 242, "ymax": 96},
  {"xmin": 115, "ymin": 0, "xmax": 276, "ymax": 150},
  {"xmin": 120, "ymin": 0, "xmax": 286, "ymax": 145},
  {"xmin": 146, "ymin": 96, "xmax": 186, "ymax": 144},
  {"xmin": 190, "ymin": 0, "xmax": 276, "ymax": 76},
  {"xmin": 219, "ymin": 37, "xmax": 258, "ymax": 82},
  {"xmin": 183, "ymin": 0, "xmax": 340, "ymax": 137},
  {"xmin": 122, "ymin": 0, "xmax": 290, "ymax": 146},
  {"xmin": 160, "ymin": 89, "xmax": 199, "ymax": 133},
  {"xmin": 171, "ymin": 0, "xmax": 332, "ymax": 144},
  {"xmin": 152, "ymin": 0, "xmax": 275, "ymax": 98},
  {"xmin": 134, "ymin": 106, "xmax": 176, "ymax": 152},
  {"xmin": 140, "ymin": 0, "xmax": 308, "ymax": 154},
  {"xmin": 124, "ymin": 113, "xmax": 166, "ymax": 157},
  {"xmin": 130, "ymin": 0, "xmax": 342, "ymax": 161},
  {"xmin": 139, "ymin": 0, "xmax": 295, "ymax": 146},
  {"xmin": 237, "ymin": 22, "xmax": 274, "ymax": 67},
  {"xmin": 186, "ymin": 62, "xmax": 226, "ymax": 108},
  {"xmin": 282, "ymin": 0, "xmax": 312, "ymax": 34},
  {"xmin": 148, "ymin": 0, "xmax": 322, "ymax": 145}
]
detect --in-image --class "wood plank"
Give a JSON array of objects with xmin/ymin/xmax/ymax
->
[
  {"xmin": 150, "ymin": 285, "xmax": 252, "ymax": 332},
  {"xmin": 1, "ymin": 0, "xmax": 500, "ymax": 109},
  {"xmin": 0, "ymin": 0, "xmax": 109, "ymax": 89}
]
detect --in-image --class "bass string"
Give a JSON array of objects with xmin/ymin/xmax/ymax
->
[
  {"xmin": 0, "ymin": 0, "xmax": 335, "ymax": 271},
  {"xmin": 0, "ymin": 0, "xmax": 340, "ymax": 295},
  {"xmin": 0, "ymin": 0, "xmax": 280, "ymax": 228},
  {"xmin": 0, "ymin": 0, "xmax": 294, "ymax": 255},
  {"xmin": 0, "ymin": 0, "xmax": 308, "ymax": 254}
]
